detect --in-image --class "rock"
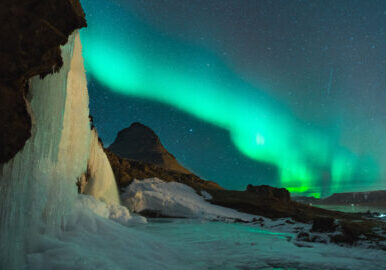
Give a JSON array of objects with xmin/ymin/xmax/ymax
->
[
  {"xmin": 233, "ymin": 218, "xmax": 249, "ymax": 223},
  {"xmin": 138, "ymin": 209, "xmax": 184, "ymax": 219},
  {"xmin": 310, "ymin": 235, "xmax": 327, "ymax": 243},
  {"xmin": 105, "ymin": 149, "xmax": 223, "ymax": 191},
  {"xmin": 0, "ymin": 0, "xmax": 86, "ymax": 164},
  {"xmin": 339, "ymin": 221, "xmax": 366, "ymax": 242},
  {"xmin": 330, "ymin": 234, "xmax": 356, "ymax": 245},
  {"xmin": 311, "ymin": 217, "xmax": 337, "ymax": 232},
  {"xmin": 297, "ymin": 232, "xmax": 310, "ymax": 241},
  {"xmin": 246, "ymin": 184, "xmax": 290, "ymax": 202},
  {"xmin": 108, "ymin": 122, "xmax": 191, "ymax": 174},
  {"xmin": 285, "ymin": 219, "xmax": 295, "ymax": 224}
]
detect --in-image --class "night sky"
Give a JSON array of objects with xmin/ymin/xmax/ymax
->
[{"xmin": 80, "ymin": 0, "xmax": 386, "ymax": 197}]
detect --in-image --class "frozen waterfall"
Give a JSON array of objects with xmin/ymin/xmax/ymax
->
[
  {"xmin": 0, "ymin": 32, "xmax": 120, "ymax": 269},
  {"xmin": 83, "ymin": 129, "xmax": 120, "ymax": 205}
]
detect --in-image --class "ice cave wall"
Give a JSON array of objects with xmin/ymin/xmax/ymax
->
[{"xmin": 0, "ymin": 32, "xmax": 119, "ymax": 269}]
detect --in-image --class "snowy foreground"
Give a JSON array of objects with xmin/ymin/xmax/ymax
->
[{"xmin": 27, "ymin": 181, "xmax": 386, "ymax": 270}]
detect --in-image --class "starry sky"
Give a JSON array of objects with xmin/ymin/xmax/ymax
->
[{"xmin": 80, "ymin": 0, "xmax": 386, "ymax": 197}]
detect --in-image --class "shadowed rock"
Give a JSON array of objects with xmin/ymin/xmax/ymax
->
[
  {"xmin": 0, "ymin": 0, "xmax": 86, "ymax": 164},
  {"xmin": 311, "ymin": 217, "xmax": 337, "ymax": 232},
  {"xmin": 108, "ymin": 122, "xmax": 191, "ymax": 174},
  {"xmin": 246, "ymin": 184, "xmax": 290, "ymax": 202},
  {"xmin": 105, "ymin": 148, "xmax": 222, "ymax": 191}
]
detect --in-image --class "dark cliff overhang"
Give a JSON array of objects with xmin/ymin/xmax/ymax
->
[{"xmin": 0, "ymin": 0, "xmax": 87, "ymax": 164}]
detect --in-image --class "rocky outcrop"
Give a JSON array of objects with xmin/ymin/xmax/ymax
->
[
  {"xmin": 106, "ymin": 132, "xmax": 361, "ymax": 221},
  {"xmin": 246, "ymin": 184, "xmax": 290, "ymax": 202},
  {"xmin": 0, "ymin": 0, "xmax": 86, "ymax": 164},
  {"xmin": 108, "ymin": 122, "xmax": 191, "ymax": 174},
  {"xmin": 311, "ymin": 217, "xmax": 337, "ymax": 233},
  {"xmin": 105, "ymin": 149, "xmax": 223, "ymax": 191}
]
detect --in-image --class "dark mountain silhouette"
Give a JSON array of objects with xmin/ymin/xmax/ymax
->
[{"xmin": 108, "ymin": 122, "xmax": 191, "ymax": 174}]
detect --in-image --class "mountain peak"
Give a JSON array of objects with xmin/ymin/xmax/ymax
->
[{"xmin": 108, "ymin": 122, "xmax": 191, "ymax": 174}]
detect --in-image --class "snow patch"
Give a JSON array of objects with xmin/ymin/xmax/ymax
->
[
  {"xmin": 122, "ymin": 178, "xmax": 255, "ymax": 221},
  {"xmin": 75, "ymin": 195, "xmax": 147, "ymax": 226},
  {"xmin": 200, "ymin": 190, "xmax": 213, "ymax": 200}
]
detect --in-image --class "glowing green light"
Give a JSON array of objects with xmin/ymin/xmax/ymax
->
[
  {"xmin": 310, "ymin": 193, "xmax": 321, "ymax": 199},
  {"xmin": 286, "ymin": 186, "xmax": 309, "ymax": 193},
  {"xmin": 80, "ymin": 0, "xmax": 380, "ymax": 195},
  {"xmin": 256, "ymin": 134, "xmax": 265, "ymax": 145}
]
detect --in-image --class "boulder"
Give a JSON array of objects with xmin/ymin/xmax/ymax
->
[{"xmin": 311, "ymin": 217, "xmax": 337, "ymax": 232}]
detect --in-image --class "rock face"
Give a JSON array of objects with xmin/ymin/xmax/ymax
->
[
  {"xmin": 105, "ymin": 149, "xmax": 223, "ymax": 191},
  {"xmin": 246, "ymin": 184, "xmax": 290, "ymax": 202},
  {"xmin": 108, "ymin": 122, "xmax": 191, "ymax": 174},
  {"xmin": 311, "ymin": 217, "xmax": 337, "ymax": 233},
  {"xmin": 0, "ymin": 0, "xmax": 86, "ymax": 164}
]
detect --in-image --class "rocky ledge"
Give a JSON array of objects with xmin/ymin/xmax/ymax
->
[
  {"xmin": 105, "ymin": 148, "xmax": 222, "ymax": 191},
  {"xmin": 0, "ymin": 0, "xmax": 86, "ymax": 164}
]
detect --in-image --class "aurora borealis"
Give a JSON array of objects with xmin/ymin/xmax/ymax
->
[{"xmin": 80, "ymin": 0, "xmax": 386, "ymax": 197}]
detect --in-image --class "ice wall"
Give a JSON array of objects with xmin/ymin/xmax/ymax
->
[
  {"xmin": 0, "ymin": 32, "xmax": 119, "ymax": 269},
  {"xmin": 84, "ymin": 129, "xmax": 120, "ymax": 205}
]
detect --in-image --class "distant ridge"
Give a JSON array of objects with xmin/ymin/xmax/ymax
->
[
  {"xmin": 108, "ymin": 122, "xmax": 191, "ymax": 174},
  {"xmin": 294, "ymin": 190, "xmax": 386, "ymax": 207}
]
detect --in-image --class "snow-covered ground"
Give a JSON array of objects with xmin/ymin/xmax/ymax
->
[
  {"xmin": 120, "ymin": 178, "xmax": 386, "ymax": 247},
  {"xmin": 27, "ymin": 195, "xmax": 386, "ymax": 270},
  {"xmin": 121, "ymin": 178, "xmax": 255, "ymax": 221}
]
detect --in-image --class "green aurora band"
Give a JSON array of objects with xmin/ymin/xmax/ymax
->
[{"xmin": 80, "ymin": 0, "xmax": 379, "ymax": 197}]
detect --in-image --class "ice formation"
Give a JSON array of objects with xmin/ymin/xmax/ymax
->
[
  {"xmin": 0, "ymin": 32, "xmax": 120, "ymax": 269},
  {"xmin": 122, "ymin": 178, "xmax": 255, "ymax": 221},
  {"xmin": 83, "ymin": 129, "xmax": 120, "ymax": 205},
  {"xmin": 69, "ymin": 195, "xmax": 146, "ymax": 228}
]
